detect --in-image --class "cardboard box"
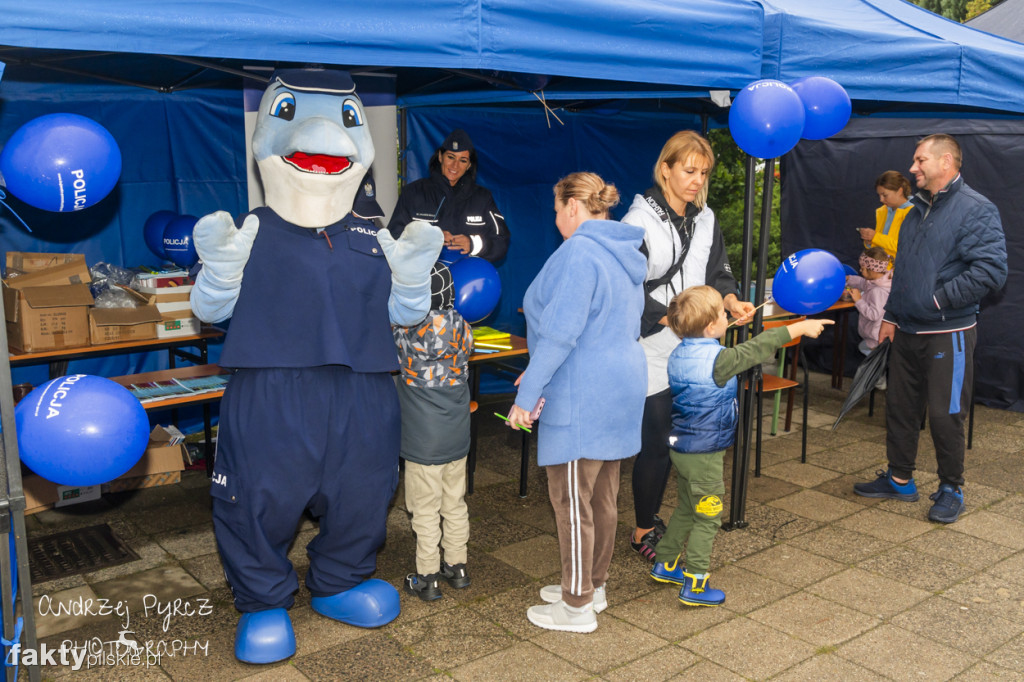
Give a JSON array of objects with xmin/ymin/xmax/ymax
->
[
  {"xmin": 89, "ymin": 286, "xmax": 162, "ymax": 345},
  {"xmin": 102, "ymin": 425, "xmax": 186, "ymax": 493},
  {"xmin": 3, "ymin": 252, "xmax": 94, "ymax": 352},
  {"xmin": 3, "ymin": 282, "xmax": 94, "ymax": 352},
  {"xmin": 155, "ymin": 315, "xmax": 200, "ymax": 339},
  {"xmin": 5, "ymin": 252, "xmax": 88, "ymax": 280},
  {"xmin": 22, "ymin": 474, "xmax": 60, "ymax": 515}
]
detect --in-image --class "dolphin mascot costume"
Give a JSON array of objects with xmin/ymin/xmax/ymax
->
[{"xmin": 191, "ymin": 69, "xmax": 442, "ymax": 664}]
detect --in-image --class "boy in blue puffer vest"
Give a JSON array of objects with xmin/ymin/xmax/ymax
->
[{"xmin": 650, "ymin": 285, "xmax": 832, "ymax": 606}]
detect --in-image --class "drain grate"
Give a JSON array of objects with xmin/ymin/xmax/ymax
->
[{"xmin": 27, "ymin": 524, "xmax": 140, "ymax": 582}]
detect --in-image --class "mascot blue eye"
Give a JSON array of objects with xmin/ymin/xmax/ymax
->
[
  {"xmin": 342, "ymin": 99, "xmax": 364, "ymax": 128},
  {"xmin": 270, "ymin": 92, "xmax": 296, "ymax": 121}
]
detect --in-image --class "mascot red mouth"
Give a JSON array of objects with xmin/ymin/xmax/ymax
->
[{"xmin": 283, "ymin": 152, "xmax": 352, "ymax": 175}]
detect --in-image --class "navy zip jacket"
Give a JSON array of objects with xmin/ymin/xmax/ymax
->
[
  {"xmin": 387, "ymin": 170, "xmax": 509, "ymax": 262},
  {"xmin": 884, "ymin": 175, "xmax": 1007, "ymax": 334}
]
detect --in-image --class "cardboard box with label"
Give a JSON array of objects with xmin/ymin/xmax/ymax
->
[
  {"xmin": 89, "ymin": 286, "xmax": 162, "ymax": 345},
  {"xmin": 3, "ymin": 252, "xmax": 94, "ymax": 352},
  {"xmin": 102, "ymin": 425, "xmax": 187, "ymax": 493},
  {"xmin": 22, "ymin": 425, "xmax": 187, "ymax": 514}
]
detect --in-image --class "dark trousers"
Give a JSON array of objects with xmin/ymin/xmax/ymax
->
[
  {"xmin": 886, "ymin": 328, "xmax": 975, "ymax": 487},
  {"xmin": 547, "ymin": 459, "xmax": 620, "ymax": 608},
  {"xmin": 211, "ymin": 366, "xmax": 400, "ymax": 613},
  {"xmin": 631, "ymin": 389, "xmax": 673, "ymax": 528}
]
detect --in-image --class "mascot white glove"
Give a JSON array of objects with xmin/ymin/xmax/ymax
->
[
  {"xmin": 377, "ymin": 220, "xmax": 444, "ymax": 327},
  {"xmin": 190, "ymin": 211, "xmax": 260, "ymax": 323}
]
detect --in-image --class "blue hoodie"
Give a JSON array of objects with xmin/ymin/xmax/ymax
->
[{"xmin": 515, "ymin": 219, "xmax": 647, "ymax": 466}]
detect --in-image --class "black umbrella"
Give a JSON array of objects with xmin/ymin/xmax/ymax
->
[{"xmin": 832, "ymin": 338, "xmax": 890, "ymax": 430}]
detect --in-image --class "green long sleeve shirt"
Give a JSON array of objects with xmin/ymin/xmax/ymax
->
[{"xmin": 712, "ymin": 326, "xmax": 793, "ymax": 386}]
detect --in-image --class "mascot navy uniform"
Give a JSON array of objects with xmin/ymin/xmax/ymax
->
[{"xmin": 190, "ymin": 69, "xmax": 442, "ymax": 664}]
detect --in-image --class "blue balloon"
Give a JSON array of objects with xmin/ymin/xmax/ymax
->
[
  {"xmin": 162, "ymin": 214, "xmax": 199, "ymax": 268},
  {"xmin": 772, "ymin": 249, "xmax": 846, "ymax": 315},
  {"xmin": 0, "ymin": 113, "xmax": 122, "ymax": 212},
  {"xmin": 789, "ymin": 76, "xmax": 852, "ymax": 140},
  {"xmin": 728, "ymin": 80, "xmax": 805, "ymax": 159},
  {"xmin": 15, "ymin": 375, "xmax": 150, "ymax": 486},
  {"xmin": 144, "ymin": 210, "xmax": 178, "ymax": 261},
  {"xmin": 448, "ymin": 256, "xmax": 502, "ymax": 324},
  {"xmin": 438, "ymin": 246, "xmax": 467, "ymax": 265},
  {"xmin": 842, "ymin": 263, "xmax": 858, "ymax": 277}
]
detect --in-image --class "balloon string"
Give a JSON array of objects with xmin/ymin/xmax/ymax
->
[
  {"xmin": 726, "ymin": 296, "xmax": 772, "ymax": 328},
  {"xmin": 0, "ymin": 189, "xmax": 32, "ymax": 233}
]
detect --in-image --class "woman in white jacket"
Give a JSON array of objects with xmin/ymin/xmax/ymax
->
[{"xmin": 623, "ymin": 131, "xmax": 754, "ymax": 560}]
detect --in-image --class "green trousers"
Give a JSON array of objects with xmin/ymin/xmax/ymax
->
[{"xmin": 653, "ymin": 449, "xmax": 725, "ymax": 575}]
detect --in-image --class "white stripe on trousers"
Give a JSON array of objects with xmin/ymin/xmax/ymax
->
[{"xmin": 567, "ymin": 460, "xmax": 583, "ymax": 596}]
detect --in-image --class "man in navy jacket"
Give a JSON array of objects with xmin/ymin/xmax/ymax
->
[{"xmin": 854, "ymin": 134, "xmax": 1007, "ymax": 524}]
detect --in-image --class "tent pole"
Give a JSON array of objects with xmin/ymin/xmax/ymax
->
[
  {"xmin": 725, "ymin": 154, "xmax": 758, "ymax": 531},
  {"xmin": 0, "ymin": 292, "xmax": 40, "ymax": 681},
  {"xmin": 399, "ymin": 107, "xmax": 408, "ymax": 189}
]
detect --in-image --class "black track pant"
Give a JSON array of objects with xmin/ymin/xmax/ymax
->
[{"xmin": 886, "ymin": 327, "xmax": 975, "ymax": 488}]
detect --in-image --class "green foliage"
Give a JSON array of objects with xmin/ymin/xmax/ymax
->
[
  {"xmin": 965, "ymin": 0, "xmax": 993, "ymax": 20},
  {"xmin": 910, "ymin": 0, "xmax": 969, "ymax": 21},
  {"xmin": 708, "ymin": 129, "xmax": 781, "ymax": 285}
]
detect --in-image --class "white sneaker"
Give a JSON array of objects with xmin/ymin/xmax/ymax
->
[
  {"xmin": 526, "ymin": 600, "xmax": 597, "ymax": 633},
  {"xmin": 539, "ymin": 584, "xmax": 607, "ymax": 613}
]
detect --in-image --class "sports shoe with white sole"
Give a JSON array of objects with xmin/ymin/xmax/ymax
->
[
  {"xmin": 526, "ymin": 600, "xmax": 597, "ymax": 633},
  {"xmin": 539, "ymin": 584, "xmax": 607, "ymax": 613}
]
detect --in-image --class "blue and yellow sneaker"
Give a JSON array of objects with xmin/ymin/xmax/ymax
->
[
  {"xmin": 650, "ymin": 556, "xmax": 687, "ymax": 585},
  {"xmin": 678, "ymin": 572, "xmax": 725, "ymax": 607}
]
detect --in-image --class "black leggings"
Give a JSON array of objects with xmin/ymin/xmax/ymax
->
[{"xmin": 631, "ymin": 388, "xmax": 673, "ymax": 529}]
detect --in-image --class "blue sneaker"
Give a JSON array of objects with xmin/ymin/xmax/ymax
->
[
  {"xmin": 928, "ymin": 484, "xmax": 964, "ymax": 524},
  {"xmin": 853, "ymin": 470, "xmax": 919, "ymax": 501},
  {"xmin": 678, "ymin": 572, "xmax": 725, "ymax": 607},
  {"xmin": 650, "ymin": 556, "xmax": 687, "ymax": 585}
]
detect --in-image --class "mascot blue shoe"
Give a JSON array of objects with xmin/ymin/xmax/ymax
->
[
  {"xmin": 235, "ymin": 608, "xmax": 296, "ymax": 664},
  {"xmin": 311, "ymin": 579, "xmax": 400, "ymax": 627}
]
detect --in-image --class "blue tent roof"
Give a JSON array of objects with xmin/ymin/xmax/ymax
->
[{"xmin": 3, "ymin": 0, "xmax": 1024, "ymax": 113}]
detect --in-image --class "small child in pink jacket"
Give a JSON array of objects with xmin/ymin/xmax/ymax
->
[{"xmin": 846, "ymin": 245, "xmax": 893, "ymax": 356}]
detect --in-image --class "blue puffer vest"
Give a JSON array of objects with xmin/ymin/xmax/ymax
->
[{"xmin": 667, "ymin": 338, "xmax": 738, "ymax": 454}]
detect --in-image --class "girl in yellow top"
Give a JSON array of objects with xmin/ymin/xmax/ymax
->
[{"xmin": 858, "ymin": 170, "xmax": 912, "ymax": 259}]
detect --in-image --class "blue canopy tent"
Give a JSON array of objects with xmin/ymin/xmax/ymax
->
[
  {"xmin": 0, "ymin": 0, "xmax": 1018, "ymax": 613},
  {"xmin": 2, "ymin": 0, "xmax": 1024, "ymax": 384}
]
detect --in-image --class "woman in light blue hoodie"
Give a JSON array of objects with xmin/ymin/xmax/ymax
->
[{"xmin": 504, "ymin": 172, "xmax": 647, "ymax": 633}]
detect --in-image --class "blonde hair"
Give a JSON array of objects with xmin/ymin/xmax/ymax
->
[
  {"xmin": 667, "ymin": 285, "xmax": 723, "ymax": 338},
  {"xmin": 553, "ymin": 172, "xmax": 620, "ymax": 217},
  {"xmin": 654, "ymin": 131, "xmax": 715, "ymax": 209}
]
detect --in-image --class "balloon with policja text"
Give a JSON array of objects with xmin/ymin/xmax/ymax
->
[
  {"xmin": 162, "ymin": 214, "xmax": 199, "ymax": 268},
  {"xmin": 0, "ymin": 113, "xmax": 122, "ymax": 212},
  {"xmin": 448, "ymin": 256, "xmax": 502, "ymax": 324},
  {"xmin": 728, "ymin": 80, "xmax": 805, "ymax": 159},
  {"xmin": 144, "ymin": 210, "xmax": 178, "ymax": 261},
  {"xmin": 789, "ymin": 76, "xmax": 852, "ymax": 140},
  {"xmin": 772, "ymin": 249, "xmax": 846, "ymax": 315},
  {"xmin": 15, "ymin": 375, "xmax": 150, "ymax": 486}
]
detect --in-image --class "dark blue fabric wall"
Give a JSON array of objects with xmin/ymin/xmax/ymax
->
[
  {"xmin": 403, "ymin": 105, "xmax": 704, "ymax": 337},
  {"xmin": 1, "ymin": 82, "xmax": 247, "ymax": 389}
]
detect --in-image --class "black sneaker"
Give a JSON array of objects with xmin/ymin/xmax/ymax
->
[
  {"xmin": 404, "ymin": 573, "xmax": 442, "ymax": 601},
  {"xmin": 853, "ymin": 470, "xmax": 919, "ymax": 502},
  {"xmin": 928, "ymin": 484, "xmax": 964, "ymax": 524},
  {"xmin": 440, "ymin": 562, "xmax": 471, "ymax": 589},
  {"xmin": 630, "ymin": 516, "xmax": 666, "ymax": 562}
]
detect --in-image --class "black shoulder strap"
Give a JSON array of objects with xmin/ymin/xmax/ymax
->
[{"xmin": 643, "ymin": 195, "xmax": 692, "ymax": 294}]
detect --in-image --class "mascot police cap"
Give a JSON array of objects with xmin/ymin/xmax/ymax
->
[{"xmin": 252, "ymin": 67, "xmax": 375, "ymax": 228}]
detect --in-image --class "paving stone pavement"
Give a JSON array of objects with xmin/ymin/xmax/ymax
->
[{"xmin": 21, "ymin": 371, "xmax": 1024, "ymax": 680}]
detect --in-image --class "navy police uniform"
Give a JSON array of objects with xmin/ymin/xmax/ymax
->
[
  {"xmin": 211, "ymin": 206, "xmax": 400, "ymax": 612},
  {"xmin": 387, "ymin": 170, "xmax": 509, "ymax": 262}
]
